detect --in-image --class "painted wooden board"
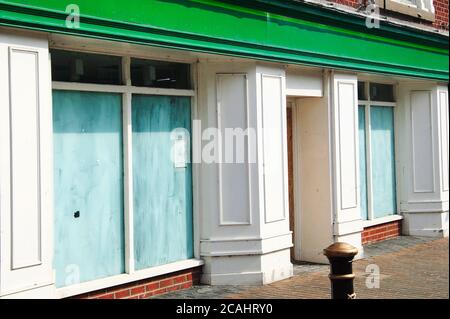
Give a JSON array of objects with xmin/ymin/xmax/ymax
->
[
  {"xmin": 370, "ymin": 106, "xmax": 397, "ymax": 218},
  {"xmin": 53, "ymin": 90, "xmax": 125, "ymax": 288},
  {"xmin": 132, "ymin": 95, "xmax": 193, "ymax": 270},
  {"xmin": 261, "ymin": 75, "xmax": 286, "ymax": 223},
  {"xmin": 410, "ymin": 91, "xmax": 434, "ymax": 192},
  {"xmin": 216, "ymin": 73, "xmax": 250, "ymax": 225},
  {"xmin": 358, "ymin": 106, "xmax": 369, "ymax": 220}
]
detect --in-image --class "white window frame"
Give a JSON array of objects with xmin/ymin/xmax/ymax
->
[
  {"xmin": 358, "ymin": 81, "xmax": 403, "ymax": 227},
  {"xmin": 375, "ymin": 0, "xmax": 436, "ymax": 22},
  {"xmin": 51, "ymin": 49, "xmax": 203, "ymax": 298}
]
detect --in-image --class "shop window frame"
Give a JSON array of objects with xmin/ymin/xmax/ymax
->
[
  {"xmin": 51, "ymin": 49, "xmax": 202, "ymax": 298},
  {"xmin": 358, "ymin": 80, "xmax": 403, "ymax": 227}
]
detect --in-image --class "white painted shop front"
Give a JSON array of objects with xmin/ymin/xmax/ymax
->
[{"xmin": 0, "ymin": 29, "xmax": 448, "ymax": 298}]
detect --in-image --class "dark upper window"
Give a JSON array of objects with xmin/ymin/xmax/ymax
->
[
  {"xmin": 358, "ymin": 81, "xmax": 367, "ymax": 101},
  {"xmin": 358, "ymin": 81, "xmax": 395, "ymax": 102},
  {"xmin": 130, "ymin": 58, "xmax": 190, "ymax": 89},
  {"xmin": 369, "ymin": 83, "xmax": 395, "ymax": 102},
  {"xmin": 51, "ymin": 49, "xmax": 122, "ymax": 85}
]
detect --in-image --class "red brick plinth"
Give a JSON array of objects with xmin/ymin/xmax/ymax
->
[
  {"xmin": 362, "ymin": 220, "xmax": 402, "ymax": 245},
  {"xmin": 70, "ymin": 267, "xmax": 201, "ymax": 299}
]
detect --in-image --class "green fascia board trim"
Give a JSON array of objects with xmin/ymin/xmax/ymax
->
[
  {"xmin": 194, "ymin": 0, "xmax": 447, "ymax": 54},
  {"xmin": 242, "ymin": 0, "xmax": 448, "ymax": 50},
  {"xmin": 0, "ymin": 1, "xmax": 448, "ymax": 81}
]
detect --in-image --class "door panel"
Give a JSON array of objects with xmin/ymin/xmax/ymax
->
[
  {"xmin": 53, "ymin": 90, "xmax": 125, "ymax": 287},
  {"xmin": 132, "ymin": 95, "xmax": 193, "ymax": 270}
]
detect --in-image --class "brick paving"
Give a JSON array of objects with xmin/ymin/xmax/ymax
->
[{"xmin": 154, "ymin": 236, "xmax": 449, "ymax": 299}]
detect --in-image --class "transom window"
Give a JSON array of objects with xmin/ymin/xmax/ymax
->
[
  {"xmin": 51, "ymin": 49, "xmax": 191, "ymax": 89},
  {"xmin": 130, "ymin": 58, "xmax": 191, "ymax": 89},
  {"xmin": 51, "ymin": 49, "xmax": 122, "ymax": 85}
]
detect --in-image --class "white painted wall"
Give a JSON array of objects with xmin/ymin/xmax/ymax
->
[
  {"xmin": 0, "ymin": 31, "xmax": 54, "ymax": 297},
  {"xmin": 286, "ymin": 69, "xmax": 323, "ymax": 97}
]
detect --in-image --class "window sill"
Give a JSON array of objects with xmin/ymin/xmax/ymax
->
[
  {"xmin": 56, "ymin": 258, "xmax": 204, "ymax": 299},
  {"xmin": 362, "ymin": 214, "xmax": 403, "ymax": 228}
]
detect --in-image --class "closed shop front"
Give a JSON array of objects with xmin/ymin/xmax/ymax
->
[
  {"xmin": 0, "ymin": 0, "xmax": 447, "ymax": 299},
  {"xmin": 51, "ymin": 49, "xmax": 195, "ymax": 289}
]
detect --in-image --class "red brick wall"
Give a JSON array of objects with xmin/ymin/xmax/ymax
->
[
  {"xmin": 71, "ymin": 267, "xmax": 201, "ymax": 299},
  {"xmin": 328, "ymin": 0, "xmax": 449, "ymax": 30},
  {"xmin": 332, "ymin": 0, "xmax": 360, "ymax": 8},
  {"xmin": 434, "ymin": 0, "xmax": 449, "ymax": 30},
  {"xmin": 362, "ymin": 220, "xmax": 402, "ymax": 245}
]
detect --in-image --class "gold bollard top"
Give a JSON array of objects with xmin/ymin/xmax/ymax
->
[{"xmin": 323, "ymin": 242, "xmax": 358, "ymax": 258}]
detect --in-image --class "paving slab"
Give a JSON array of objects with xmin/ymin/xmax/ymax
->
[{"xmin": 153, "ymin": 236, "xmax": 448, "ymax": 299}]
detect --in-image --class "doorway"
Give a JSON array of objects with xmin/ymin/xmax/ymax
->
[
  {"xmin": 287, "ymin": 101, "xmax": 295, "ymax": 260},
  {"xmin": 286, "ymin": 95, "xmax": 332, "ymax": 264}
]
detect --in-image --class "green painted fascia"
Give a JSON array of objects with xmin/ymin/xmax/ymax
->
[
  {"xmin": 242, "ymin": 0, "xmax": 448, "ymax": 50},
  {"xmin": 0, "ymin": 0, "xmax": 448, "ymax": 80}
]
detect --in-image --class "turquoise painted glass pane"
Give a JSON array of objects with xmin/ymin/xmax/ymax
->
[
  {"xmin": 132, "ymin": 95, "xmax": 193, "ymax": 270},
  {"xmin": 370, "ymin": 106, "xmax": 397, "ymax": 218},
  {"xmin": 53, "ymin": 90, "xmax": 125, "ymax": 288},
  {"xmin": 358, "ymin": 106, "xmax": 369, "ymax": 220}
]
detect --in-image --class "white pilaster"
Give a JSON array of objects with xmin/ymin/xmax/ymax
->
[
  {"xmin": 330, "ymin": 73, "xmax": 363, "ymax": 257},
  {"xmin": 397, "ymin": 82, "xmax": 449, "ymax": 237},
  {"xmin": 197, "ymin": 61, "xmax": 292, "ymax": 285},
  {"xmin": 0, "ymin": 30, "xmax": 55, "ymax": 297}
]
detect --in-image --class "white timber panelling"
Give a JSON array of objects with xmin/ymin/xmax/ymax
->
[
  {"xmin": 216, "ymin": 73, "xmax": 251, "ymax": 225},
  {"xmin": 9, "ymin": 48, "xmax": 42, "ymax": 270},
  {"xmin": 261, "ymin": 74, "xmax": 286, "ymax": 223},
  {"xmin": 337, "ymin": 82, "xmax": 358, "ymax": 209},
  {"xmin": 438, "ymin": 89, "xmax": 449, "ymax": 192},
  {"xmin": 0, "ymin": 31, "xmax": 54, "ymax": 296},
  {"xmin": 410, "ymin": 91, "xmax": 435, "ymax": 193},
  {"xmin": 396, "ymin": 82, "xmax": 448, "ymax": 238},
  {"xmin": 197, "ymin": 61, "xmax": 260, "ymax": 241},
  {"xmin": 331, "ymin": 73, "xmax": 361, "ymax": 227}
]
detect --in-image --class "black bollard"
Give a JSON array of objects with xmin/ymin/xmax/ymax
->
[{"xmin": 323, "ymin": 242, "xmax": 358, "ymax": 299}]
